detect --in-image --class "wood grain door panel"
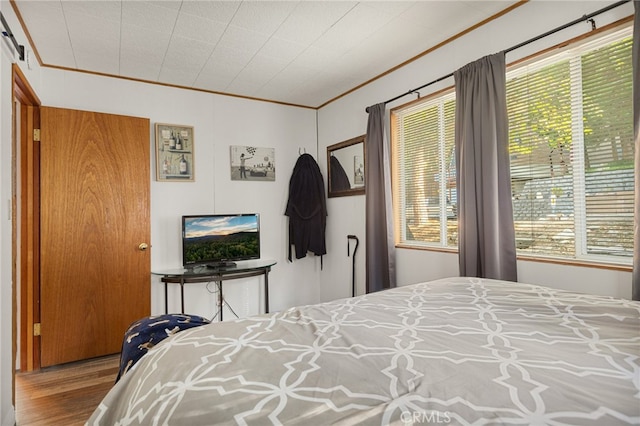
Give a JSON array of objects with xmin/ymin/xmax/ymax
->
[{"xmin": 40, "ymin": 107, "xmax": 150, "ymax": 367}]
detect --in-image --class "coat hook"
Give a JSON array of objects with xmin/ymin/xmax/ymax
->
[
  {"xmin": 298, "ymin": 147, "xmax": 306, "ymax": 155},
  {"xmin": 587, "ymin": 17, "xmax": 596, "ymax": 31}
]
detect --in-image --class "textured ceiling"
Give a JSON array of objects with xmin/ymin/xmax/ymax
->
[{"xmin": 12, "ymin": 1, "xmax": 519, "ymax": 108}]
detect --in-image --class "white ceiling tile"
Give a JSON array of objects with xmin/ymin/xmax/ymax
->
[
  {"xmin": 75, "ymin": 50, "xmax": 120, "ymax": 75},
  {"xmin": 350, "ymin": 17, "xmax": 432, "ymax": 71},
  {"xmin": 291, "ymin": 46, "xmax": 341, "ymax": 70},
  {"xmin": 159, "ymin": 36, "xmax": 216, "ymax": 85},
  {"xmin": 120, "ymin": 24, "xmax": 171, "ymax": 61},
  {"xmin": 179, "ymin": 1, "xmax": 240, "ymax": 24},
  {"xmin": 254, "ymin": 85, "xmax": 296, "ymax": 103},
  {"xmin": 20, "ymin": 33, "xmax": 72, "ymax": 66},
  {"xmin": 122, "ymin": 1, "xmax": 179, "ymax": 34},
  {"xmin": 310, "ymin": 3, "xmax": 396, "ymax": 56},
  {"xmin": 194, "ymin": 72, "xmax": 236, "ymax": 93},
  {"xmin": 120, "ymin": 24, "xmax": 170, "ymax": 79},
  {"xmin": 157, "ymin": 66, "xmax": 199, "ymax": 88},
  {"xmin": 16, "ymin": 2, "xmax": 69, "ymax": 51},
  {"xmin": 364, "ymin": 2, "xmax": 416, "ymax": 16},
  {"xmin": 119, "ymin": 58, "xmax": 163, "ymax": 82},
  {"xmin": 200, "ymin": 46, "xmax": 255, "ymax": 78},
  {"xmin": 464, "ymin": 1, "xmax": 515, "ymax": 14},
  {"xmin": 26, "ymin": 24, "xmax": 70, "ymax": 52},
  {"xmin": 324, "ymin": 54, "xmax": 364, "ymax": 83},
  {"xmin": 463, "ymin": 1, "xmax": 521, "ymax": 26},
  {"xmin": 263, "ymin": 65, "xmax": 316, "ymax": 90},
  {"xmin": 15, "ymin": 0, "xmax": 64, "ymax": 25},
  {"xmin": 258, "ymin": 37, "xmax": 306, "ymax": 63},
  {"xmin": 229, "ymin": 55, "xmax": 289, "ymax": 92},
  {"xmin": 162, "ymin": 37, "xmax": 214, "ymax": 70},
  {"xmin": 194, "ymin": 45, "xmax": 252, "ymax": 88},
  {"xmin": 61, "ymin": 1, "xmax": 121, "ymax": 22},
  {"xmin": 274, "ymin": 1, "xmax": 356, "ymax": 44},
  {"xmin": 230, "ymin": 1, "xmax": 298, "ymax": 34},
  {"xmin": 217, "ymin": 25, "xmax": 270, "ymax": 56},
  {"xmin": 399, "ymin": 2, "xmax": 453, "ymax": 28},
  {"xmin": 173, "ymin": 13, "xmax": 227, "ymax": 45},
  {"xmin": 225, "ymin": 79, "xmax": 262, "ymax": 97},
  {"xmin": 255, "ymin": 64, "xmax": 320, "ymax": 101},
  {"xmin": 287, "ymin": 71, "xmax": 357, "ymax": 105},
  {"xmin": 34, "ymin": 44, "xmax": 77, "ymax": 68},
  {"xmin": 65, "ymin": 12, "xmax": 120, "ymax": 59},
  {"xmin": 13, "ymin": 0, "xmax": 521, "ymax": 107},
  {"xmin": 16, "ymin": 0, "xmax": 62, "ymax": 14},
  {"xmin": 146, "ymin": 1, "xmax": 182, "ymax": 12},
  {"xmin": 400, "ymin": 2, "xmax": 481, "ymax": 30}
]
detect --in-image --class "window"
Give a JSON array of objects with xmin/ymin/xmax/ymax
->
[
  {"xmin": 392, "ymin": 92, "xmax": 457, "ymax": 249},
  {"xmin": 392, "ymin": 26, "xmax": 634, "ymax": 265}
]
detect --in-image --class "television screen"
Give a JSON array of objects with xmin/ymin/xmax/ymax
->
[{"xmin": 182, "ymin": 214, "xmax": 260, "ymax": 268}]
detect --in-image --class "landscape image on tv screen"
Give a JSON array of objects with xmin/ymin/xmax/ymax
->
[{"xmin": 183, "ymin": 215, "xmax": 259, "ymax": 266}]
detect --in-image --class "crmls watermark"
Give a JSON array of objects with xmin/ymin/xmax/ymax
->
[{"xmin": 400, "ymin": 410, "xmax": 452, "ymax": 424}]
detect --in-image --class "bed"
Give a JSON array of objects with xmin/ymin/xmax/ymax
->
[{"xmin": 88, "ymin": 277, "xmax": 640, "ymax": 425}]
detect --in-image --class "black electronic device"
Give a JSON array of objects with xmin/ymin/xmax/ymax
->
[{"xmin": 182, "ymin": 213, "xmax": 260, "ymax": 268}]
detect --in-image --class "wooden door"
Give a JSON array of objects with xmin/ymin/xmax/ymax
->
[{"xmin": 40, "ymin": 107, "xmax": 150, "ymax": 367}]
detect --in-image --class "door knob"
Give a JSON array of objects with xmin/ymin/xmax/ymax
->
[{"xmin": 138, "ymin": 243, "xmax": 149, "ymax": 251}]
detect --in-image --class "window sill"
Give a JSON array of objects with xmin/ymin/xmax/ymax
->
[
  {"xmin": 396, "ymin": 243, "xmax": 457, "ymax": 254},
  {"xmin": 396, "ymin": 243, "xmax": 632, "ymax": 272},
  {"xmin": 515, "ymin": 254, "xmax": 632, "ymax": 272}
]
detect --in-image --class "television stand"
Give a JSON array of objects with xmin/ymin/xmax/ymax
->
[
  {"xmin": 205, "ymin": 261, "xmax": 236, "ymax": 269},
  {"xmin": 153, "ymin": 259, "xmax": 276, "ymax": 321}
]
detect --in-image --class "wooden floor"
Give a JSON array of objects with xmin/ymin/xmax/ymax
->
[{"xmin": 15, "ymin": 354, "xmax": 120, "ymax": 426}]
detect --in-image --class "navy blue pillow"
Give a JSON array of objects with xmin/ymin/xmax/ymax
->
[{"xmin": 116, "ymin": 313, "xmax": 210, "ymax": 382}]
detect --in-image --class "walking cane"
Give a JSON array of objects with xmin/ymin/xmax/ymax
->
[{"xmin": 347, "ymin": 235, "xmax": 359, "ymax": 297}]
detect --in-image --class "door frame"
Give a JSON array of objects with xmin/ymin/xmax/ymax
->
[{"xmin": 12, "ymin": 63, "xmax": 41, "ymax": 379}]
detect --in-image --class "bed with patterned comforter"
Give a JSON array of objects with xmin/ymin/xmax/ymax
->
[{"xmin": 88, "ymin": 277, "xmax": 640, "ymax": 425}]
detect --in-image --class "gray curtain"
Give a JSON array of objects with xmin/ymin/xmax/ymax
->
[
  {"xmin": 454, "ymin": 52, "xmax": 518, "ymax": 282},
  {"xmin": 633, "ymin": 1, "xmax": 640, "ymax": 301},
  {"xmin": 365, "ymin": 103, "xmax": 396, "ymax": 292}
]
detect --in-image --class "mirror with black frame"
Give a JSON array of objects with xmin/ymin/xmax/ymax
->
[{"xmin": 327, "ymin": 134, "xmax": 365, "ymax": 198}]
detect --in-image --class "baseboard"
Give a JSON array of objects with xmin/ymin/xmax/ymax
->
[{"xmin": 1, "ymin": 406, "xmax": 16, "ymax": 426}]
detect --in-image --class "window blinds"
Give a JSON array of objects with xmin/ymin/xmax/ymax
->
[
  {"xmin": 392, "ymin": 93, "xmax": 456, "ymax": 248},
  {"xmin": 392, "ymin": 25, "xmax": 633, "ymax": 264},
  {"xmin": 507, "ymin": 27, "xmax": 633, "ymax": 261}
]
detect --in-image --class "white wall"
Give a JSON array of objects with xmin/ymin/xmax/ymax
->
[
  {"xmin": 317, "ymin": 0, "xmax": 634, "ymax": 300},
  {"xmin": 37, "ymin": 68, "xmax": 320, "ymax": 317}
]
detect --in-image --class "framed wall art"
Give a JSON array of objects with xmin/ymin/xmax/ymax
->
[
  {"xmin": 155, "ymin": 123, "xmax": 194, "ymax": 181},
  {"xmin": 229, "ymin": 145, "xmax": 275, "ymax": 181},
  {"xmin": 327, "ymin": 134, "xmax": 365, "ymax": 197}
]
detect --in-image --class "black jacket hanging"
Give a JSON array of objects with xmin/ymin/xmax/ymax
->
[{"xmin": 285, "ymin": 153, "xmax": 327, "ymax": 262}]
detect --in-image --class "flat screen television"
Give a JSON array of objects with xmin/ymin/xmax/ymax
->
[{"xmin": 182, "ymin": 213, "xmax": 260, "ymax": 268}]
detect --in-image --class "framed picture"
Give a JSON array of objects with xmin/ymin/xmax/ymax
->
[
  {"xmin": 155, "ymin": 123, "xmax": 194, "ymax": 181},
  {"xmin": 230, "ymin": 145, "xmax": 276, "ymax": 181}
]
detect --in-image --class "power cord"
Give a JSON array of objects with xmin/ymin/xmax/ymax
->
[{"xmin": 204, "ymin": 280, "xmax": 240, "ymax": 321}]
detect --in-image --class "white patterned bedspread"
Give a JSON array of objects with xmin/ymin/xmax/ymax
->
[{"xmin": 88, "ymin": 277, "xmax": 640, "ymax": 425}]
